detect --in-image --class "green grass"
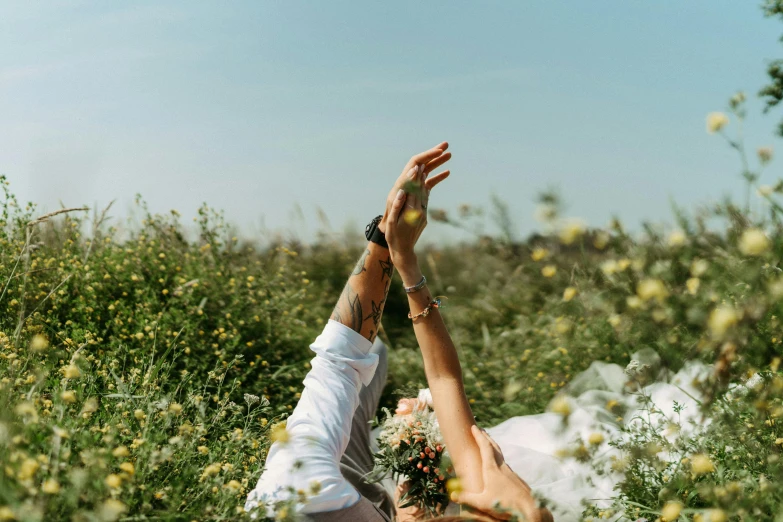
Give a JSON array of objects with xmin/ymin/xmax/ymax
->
[{"xmin": 2, "ymin": 98, "xmax": 783, "ymax": 521}]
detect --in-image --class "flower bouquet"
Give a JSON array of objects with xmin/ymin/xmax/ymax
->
[{"xmin": 370, "ymin": 389, "xmax": 452, "ymax": 516}]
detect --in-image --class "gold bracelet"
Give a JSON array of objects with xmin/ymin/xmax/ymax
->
[{"xmin": 408, "ymin": 296, "xmax": 447, "ymax": 320}]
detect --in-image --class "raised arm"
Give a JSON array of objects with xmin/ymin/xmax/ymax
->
[
  {"xmin": 384, "ymin": 183, "xmax": 484, "ymax": 494},
  {"xmin": 330, "ymin": 142, "xmax": 452, "ymax": 342},
  {"xmin": 246, "ymin": 144, "xmax": 452, "ymax": 517},
  {"xmin": 385, "ymin": 171, "xmax": 553, "ymax": 522}
]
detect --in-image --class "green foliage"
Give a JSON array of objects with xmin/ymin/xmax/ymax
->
[
  {"xmin": 2, "ymin": 95, "xmax": 783, "ymax": 520},
  {"xmin": 0, "ymin": 186, "xmax": 327, "ymax": 521},
  {"xmin": 760, "ymin": 0, "xmax": 783, "ymax": 135}
]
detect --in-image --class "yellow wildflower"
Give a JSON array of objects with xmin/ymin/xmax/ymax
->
[
  {"xmin": 661, "ymin": 501, "xmax": 682, "ymax": 521},
  {"xmin": 706, "ymin": 112, "xmax": 728, "ymax": 133},
  {"xmin": 60, "ymin": 391, "xmax": 76, "ymax": 404},
  {"xmin": 41, "ymin": 479, "xmax": 60, "ymax": 494},
  {"xmin": 549, "ymin": 396, "xmax": 571, "ymax": 417},
  {"xmin": 691, "ymin": 258, "xmax": 709, "ymax": 277},
  {"xmin": 706, "ymin": 509, "xmax": 727, "ymax": 522},
  {"xmin": 708, "ymin": 305, "xmax": 739, "ymax": 338},
  {"xmin": 691, "ymin": 453, "xmax": 715, "ymax": 477},
  {"xmin": 119, "ymin": 462, "xmax": 135, "ymax": 475},
  {"xmin": 758, "ymin": 146, "xmax": 774, "ymax": 165},
  {"xmin": 99, "ymin": 499, "xmax": 127, "ymax": 521},
  {"xmin": 105, "ymin": 473, "xmax": 122, "ymax": 488},
  {"xmin": 270, "ymin": 422, "xmax": 289, "ymax": 444},
  {"xmin": 739, "ymin": 228, "xmax": 770, "ymax": 256},
  {"xmin": 18, "ymin": 459, "xmax": 39, "ymax": 481},
  {"xmin": 758, "ymin": 185, "xmax": 774, "ymax": 197},
  {"xmin": 667, "ymin": 230, "xmax": 686, "ymax": 247},
  {"xmin": 593, "ymin": 231, "xmax": 610, "ymax": 250},
  {"xmin": 559, "ymin": 220, "xmax": 585, "ymax": 245},
  {"xmin": 81, "ymin": 397, "xmax": 98, "ymax": 414},
  {"xmin": 636, "ymin": 279, "xmax": 668, "ymax": 302},
  {"xmin": 563, "ymin": 287, "xmax": 577, "ymax": 302},
  {"xmin": 531, "ymin": 247, "xmax": 549, "ymax": 261},
  {"xmin": 403, "ymin": 208, "xmax": 423, "ymax": 226},
  {"xmin": 446, "ymin": 477, "xmax": 462, "ymax": 496},
  {"xmin": 30, "ymin": 335, "xmax": 49, "ymax": 352},
  {"xmin": 588, "ymin": 433, "xmax": 604, "ymax": 445},
  {"xmin": 686, "ymin": 277, "xmax": 700, "ymax": 295},
  {"xmin": 111, "ymin": 446, "xmax": 130, "ymax": 458},
  {"xmin": 63, "ymin": 365, "xmax": 80, "ymax": 379},
  {"xmin": 200, "ymin": 463, "xmax": 222, "ymax": 481},
  {"xmin": 600, "ymin": 260, "xmax": 618, "ymax": 275},
  {"xmin": 541, "ymin": 265, "xmax": 557, "ymax": 278}
]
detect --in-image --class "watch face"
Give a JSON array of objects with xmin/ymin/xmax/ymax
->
[{"xmin": 366, "ymin": 215, "xmax": 382, "ymax": 240}]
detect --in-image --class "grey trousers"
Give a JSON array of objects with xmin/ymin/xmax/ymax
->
[{"xmin": 306, "ymin": 338, "xmax": 394, "ymax": 522}]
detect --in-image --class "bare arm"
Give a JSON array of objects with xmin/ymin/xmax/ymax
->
[
  {"xmin": 385, "ymin": 164, "xmax": 552, "ymax": 521},
  {"xmin": 382, "ymin": 158, "xmax": 484, "ymax": 492},
  {"xmin": 395, "ymin": 258, "xmax": 485, "ymax": 493},
  {"xmin": 330, "ymin": 242, "xmax": 394, "ymax": 342}
]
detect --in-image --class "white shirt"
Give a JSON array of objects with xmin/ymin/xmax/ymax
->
[{"xmin": 245, "ymin": 320, "xmax": 379, "ymax": 518}]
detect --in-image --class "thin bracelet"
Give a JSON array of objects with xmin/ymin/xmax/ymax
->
[
  {"xmin": 404, "ymin": 275, "xmax": 427, "ymax": 294},
  {"xmin": 408, "ymin": 296, "xmax": 447, "ymax": 320}
]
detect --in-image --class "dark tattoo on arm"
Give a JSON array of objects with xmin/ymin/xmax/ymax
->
[
  {"xmin": 379, "ymin": 256, "xmax": 393, "ymax": 280},
  {"xmin": 330, "ymin": 284, "xmax": 363, "ymax": 332},
  {"xmin": 330, "ymin": 250, "xmax": 393, "ymax": 338},
  {"xmin": 365, "ymin": 299, "xmax": 383, "ymax": 326}
]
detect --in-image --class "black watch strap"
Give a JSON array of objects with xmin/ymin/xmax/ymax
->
[{"xmin": 365, "ymin": 215, "xmax": 389, "ymax": 249}]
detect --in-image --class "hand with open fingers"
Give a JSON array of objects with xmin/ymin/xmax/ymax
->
[
  {"xmin": 378, "ymin": 142, "xmax": 451, "ymax": 234},
  {"xmin": 451, "ymin": 426, "xmax": 553, "ymax": 522},
  {"xmin": 384, "ymin": 165, "xmax": 430, "ymax": 266}
]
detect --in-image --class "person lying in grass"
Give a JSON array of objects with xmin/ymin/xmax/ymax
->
[{"xmin": 244, "ymin": 143, "xmax": 551, "ymax": 521}]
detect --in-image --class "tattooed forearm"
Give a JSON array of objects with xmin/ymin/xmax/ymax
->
[{"xmin": 330, "ymin": 245, "xmax": 394, "ymax": 339}]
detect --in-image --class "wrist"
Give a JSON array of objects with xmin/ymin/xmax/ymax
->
[{"xmin": 395, "ymin": 255, "xmax": 421, "ymax": 286}]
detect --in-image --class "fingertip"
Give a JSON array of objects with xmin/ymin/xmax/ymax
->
[{"xmin": 396, "ymin": 188, "xmax": 405, "ymax": 200}]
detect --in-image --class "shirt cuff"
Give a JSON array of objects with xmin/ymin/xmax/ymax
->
[{"xmin": 310, "ymin": 320, "xmax": 378, "ymax": 386}]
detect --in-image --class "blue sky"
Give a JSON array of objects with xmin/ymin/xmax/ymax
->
[{"xmin": 1, "ymin": 1, "xmax": 782, "ymax": 242}]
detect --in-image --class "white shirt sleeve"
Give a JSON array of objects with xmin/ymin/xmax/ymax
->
[{"xmin": 244, "ymin": 320, "xmax": 379, "ymax": 518}]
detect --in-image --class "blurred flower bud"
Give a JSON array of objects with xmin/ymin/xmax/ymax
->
[
  {"xmin": 706, "ymin": 112, "xmax": 729, "ymax": 134},
  {"xmin": 758, "ymin": 146, "xmax": 774, "ymax": 165}
]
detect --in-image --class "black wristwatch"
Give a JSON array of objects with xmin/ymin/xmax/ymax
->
[{"xmin": 365, "ymin": 215, "xmax": 389, "ymax": 249}]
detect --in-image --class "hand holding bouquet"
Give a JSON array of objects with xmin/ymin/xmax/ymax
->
[{"xmin": 371, "ymin": 390, "xmax": 453, "ymax": 516}]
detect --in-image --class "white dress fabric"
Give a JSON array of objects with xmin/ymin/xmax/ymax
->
[{"xmin": 483, "ymin": 349, "xmax": 715, "ymax": 522}]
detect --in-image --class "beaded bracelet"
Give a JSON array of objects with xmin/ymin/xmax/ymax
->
[
  {"xmin": 404, "ymin": 275, "xmax": 427, "ymax": 294},
  {"xmin": 408, "ymin": 296, "xmax": 447, "ymax": 320}
]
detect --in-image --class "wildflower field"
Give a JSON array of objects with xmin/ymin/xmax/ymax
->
[{"xmin": 3, "ymin": 95, "xmax": 783, "ymax": 522}]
